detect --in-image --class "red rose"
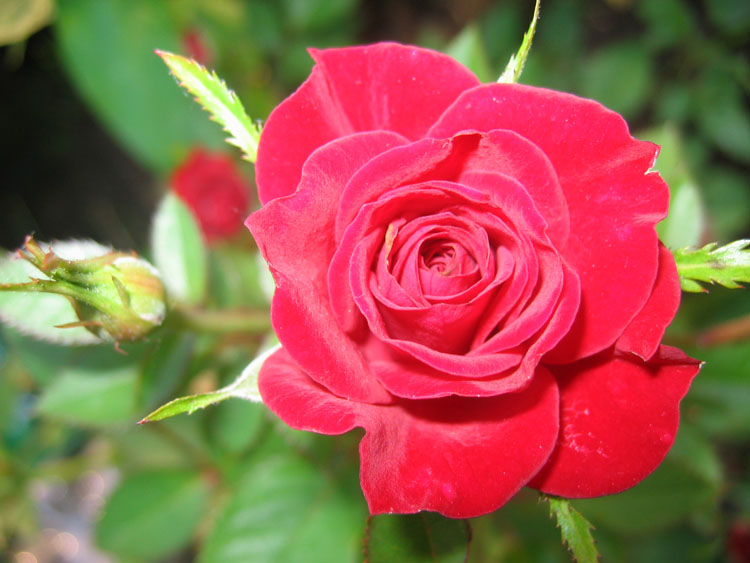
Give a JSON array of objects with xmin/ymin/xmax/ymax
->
[
  {"xmin": 247, "ymin": 43, "xmax": 700, "ymax": 517},
  {"xmin": 172, "ymin": 148, "xmax": 250, "ymax": 242}
]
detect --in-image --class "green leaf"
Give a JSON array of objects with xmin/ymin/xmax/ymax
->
[
  {"xmin": 157, "ymin": 50, "xmax": 261, "ymax": 163},
  {"xmin": 55, "ymin": 0, "xmax": 223, "ymax": 173},
  {"xmin": 445, "ymin": 24, "xmax": 493, "ymax": 83},
  {"xmin": 545, "ymin": 496, "xmax": 599, "ymax": 563},
  {"xmin": 138, "ymin": 332, "xmax": 195, "ymax": 409},
  {"xmin": 150, "ymin": 193, "xmax": 208, "ymax": 305},
  {"xmin": 673, "ymin": 240, "xmax": 750, "ymax": 292},
  {"xmin": 208, "ymin": 246, "xmax": 270, "ymax": 308},
  {"xmin": 199, "ymin": 453, "xmax": 366, "ymax": 562},
  {"xmin": 0, "ymin": 241, "xmax": 112, "ymax": 345},
  {"xmin": 684, "ymin": 341, "xmax": 750, "ymax": 439},
  {"xmin": 580, "ymin": 41, "xmax": 654, "ymax": 118},
  {"xmin": 37, "ymin": 365, "xmax": 138, "ymax": 426},
  {"xmin": 364, "ymin": 512, "xmax": 471, "ymax": 563},
  {"xmin": 498, "ymin": 0, "xmax": 540, "ymax": 83},
  {"xmin": 96, "ymin": 469, "xmax": 209, "ymax": 560},
  {"xmin": 645, "ymin": 124, "xmax": 706, "ymax": 249},
  {"xmin": 211, "ymin": 397, "xmax": 265, "ymax": 455},
  {"xmin": 139, "ymin": 342, "xmax": 279, "ymax": 423}
]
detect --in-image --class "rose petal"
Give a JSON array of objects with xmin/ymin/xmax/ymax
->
[
  {"xmin": 529, "ymin": 346, "xmax": 701, "ymax": 497},
  {"xmin": 258, "ymin": 348, "xmax": 560, "ymax": 518},
  {"xmin": 256, "ymin": 43, "xmax": 479, "ymax": 204},
  {"xmin": 615, "ymin": 243, "xmax": 681, "ymax": 360},
  {"xmin": 360, "ymin": 365, "xmax": 559, "ymax": 517},
  {"xmin": 248, "ymin": 131, "xmax": 407, "ymax": 403},
  {"xmin": 429, "ymin": 83, "xmax": 668, "ymax": 361}
]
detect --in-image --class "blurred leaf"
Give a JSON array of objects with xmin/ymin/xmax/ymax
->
[
  {"xmin": 572, "ymin": 428, "xmax": 721, "ymax": 535},
  {"xmin": 139, "ymin": 342, "xmax": 277, "ymax": 423},
  {"xmin": 96, "ymin": 469, "xmax": 209, "ymax": 559},
  {"xmin": 157, "ymin": 50, "xmax": 261, "ymax": 162},
  {"xmin": 445, "ymin": 24, "xmax": 493, "ymax": 83},
  {"xmin": 666, "ymin": 424, "xmax": 722, "ymax": 487},
  {"xmin": 704, "ymin": 0, "xmax": 750, "ymax": 38},
  {"xmin": 0, "ymin": 0, "xmax": 54, "ymax": 45},
  {"xmin": 211, "ymin": 398, "xmax": 265, "ymax": 455},
  {"xmin": 684, "ymin": 341, "xmax": 750, "ymax": 438},
  {"xmin": 56, "ymin": 0, "xmax": 224, "ymax": 173},
  {"xmin": 694, "ymin": 68, "xmax": 750, "ymax": 164},
  {"xmin": 674, "ymin": 240, "xmax": 750, "ymax": 292},
  {"xmin": 209, "ymin": 246, "xmax": 269, "ymax": 308},
  {"xmin": 660, "ymin": 182, "xmax": 705, "ymax": 249},
  {"xmin": 37, "ymin": 365, "xmax": 138, "ymax": 426},
  {"xmin": 644, "ymin": 125, "xmax": 706, "ymax": 248},
  {"xmin": 498, "ymin": 0, "xmax": 540, "ymax": 84},
  {"xmin": 701, "ymin": 167, "xmax": 750, "ymax": 241},
  {"xmin": 0, "ymin": 242, "xmax": 110, "ymax": 345},
  {"xmin": 138, "ymin": 332, "xmax": 195, "ymax": 409},
  {"xmin": 283, "ymin": 0, "xmax": 357, "ymax": 34},
  {"xmin": 546, "ymin": 496, "xmax": 599, "ymax": 563},
  {"xmin": 580, "ymin": 42, "xmax": 653, "ymax": 118},
  {"xmin": 636, "ymin": 0, "xmax": 695, "ymax": 48},
  {"xmin": 365, "ymin": 512, "xmax": 471, "ymax": 563},
  {"xmin": 478, "ymin": 3, "xmax": 523, "ymax": 65},
  {"xmin": 199, "ymin": 453, "xmax": 366, "ymax": 562},
  {"xmin": 151, "ymin": 193, "xmax": 207, "ymax": 305}
]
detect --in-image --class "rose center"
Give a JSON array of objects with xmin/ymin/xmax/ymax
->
[{"xmin": 419, "ymin": 239, "xmax": 476, "ymax": 277}]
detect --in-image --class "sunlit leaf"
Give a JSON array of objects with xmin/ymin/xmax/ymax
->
[
  {"xmin": 157, "ymin": 50, "xmax": 261, "ymax": 162},
  {"xmin": 674, "ymin": 240, "xmax": 750, "ymax": 292},
  {"xmin": 150, "ymin": 193, "xmax": 207, "ymax": 305}
]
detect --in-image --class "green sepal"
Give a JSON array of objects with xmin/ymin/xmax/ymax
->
[
  {"xmin": 497, "ymin": 0, "xmax": 540, "ymax": 84},
  {"xmin": 157, "ymin": 50, "xmax": 261, "ymax": 162},
  {"xmin": 674, "ymin": 239, "xmax": 750, "ymax": 292},
  {"xmin": 544, "ymin": 495, "xmax": 600, "ymax": 563}
]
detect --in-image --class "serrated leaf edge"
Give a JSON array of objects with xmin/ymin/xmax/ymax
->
[{"xmin": 156, "ymin": 50, "xmax": 261, "ymax": 162}]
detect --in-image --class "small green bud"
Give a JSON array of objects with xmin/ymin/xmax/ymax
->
[{"xmin": 3, "ymin": 236, "xmax": 166, "ymax": 344}]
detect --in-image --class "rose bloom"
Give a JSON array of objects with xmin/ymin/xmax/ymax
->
[
  {"xmin": 172, "ymin": 148, "xmax": 250, "ymax": 242},
  {"xmin": 247, "ymin": 43, "xmax": 701, "ymax": 518}
]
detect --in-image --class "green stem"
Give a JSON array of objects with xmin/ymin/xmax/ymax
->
[{"xmin": 172, "ymin": 305, "xmax": 272, "ymax": 334}]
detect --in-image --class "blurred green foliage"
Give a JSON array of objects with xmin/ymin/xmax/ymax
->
[{"xmin": 1, "ymin": 0, "xmax": 749, "ymax": 561}]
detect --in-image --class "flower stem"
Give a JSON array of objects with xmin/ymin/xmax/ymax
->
[{"xmin": 172, "ymin": 305, "xmax": 272, "ymax": 335}]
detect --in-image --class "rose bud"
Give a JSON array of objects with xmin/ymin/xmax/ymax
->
[
  {"xmin": 247, "ymin": 43, "xmax": 701, "ymax": 518},
  {"xmin": 171, "ymin": 148, "xmax": 251, "ymax": 242},
  {"xmin": 6, "ymin": 235, "xmax": 165, "ymax": 344}
]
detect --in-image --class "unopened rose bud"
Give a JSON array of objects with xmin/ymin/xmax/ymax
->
[{"xmin": 3, "ymin": 236, "xmax": 166, "ymax": 344}]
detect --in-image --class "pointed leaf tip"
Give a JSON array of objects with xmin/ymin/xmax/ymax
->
[
  {"xmin": 545, "ymin": 495, "xmax": 599, "ymax": 563},
  {"xmin": 498, "ymin": 0, "xmax": 541, "ymax": 84},
  {"xmin": 156, "ymin": 49, "xmax": 261, "ymax": 162}
]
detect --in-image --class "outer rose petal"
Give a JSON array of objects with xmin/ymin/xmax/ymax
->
[
  {"xmin": 259, "ymin": 348, "xmax": 560, "ymax": 518},
  {"xmin": 429, "ymin": 84, "xmax": 668, "ymax": 361},
  {"xmin": 248, "ymin": 131, "xmax": 407, "ymax": 403},
  {"xmin": 615, "ymin": 243, "xmax": 681, "ymax": 360},
  {"xmin": 256, "ymin": 43, "xmax": 479, "ymax": 204},
  {"xmin": 529, "ymin": 346, "xmax": 701, "ymax": 497}
]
